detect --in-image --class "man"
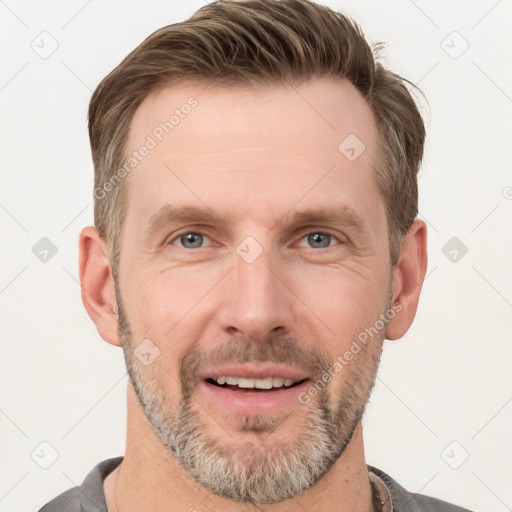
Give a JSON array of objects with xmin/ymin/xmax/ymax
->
[{"xmin": 39, "ymin": 0, "xmax": 472, "ymax": 510}]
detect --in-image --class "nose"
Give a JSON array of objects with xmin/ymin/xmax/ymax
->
[{"xmin": 217, "ymin": 246, "xmax": 294, "ymax": 342}]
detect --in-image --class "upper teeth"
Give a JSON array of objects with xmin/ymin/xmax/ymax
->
[{"xmin": 215, "ymin": 376, "xmax": 297, "ymax": 389}]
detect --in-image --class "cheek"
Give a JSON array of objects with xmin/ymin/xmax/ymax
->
[
  {"xmin": 122, "ymin": 267, "xmax": 218, "ymax": 365},
  {"xmin": 124, "ymin": 266, "xmax": 202, "ymax": 328},
  {"xmin": 290, "ymin": 265, "xmax": 388, "ymax": 349}
]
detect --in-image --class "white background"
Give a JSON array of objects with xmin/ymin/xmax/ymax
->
[{"xmin": 0, "ymin": 1, "xmax": 511, "ymax": 511}]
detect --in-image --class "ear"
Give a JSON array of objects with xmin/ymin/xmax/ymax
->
[
  {"xmin": 79, "ymin": 226, "xmax": 121, "ymax": 347},
  {"xmin": 386, "ymin": 219, "xmax": 428, "ymax": 340}
]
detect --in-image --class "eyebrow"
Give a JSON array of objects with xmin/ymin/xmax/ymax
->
[
  {"xmin": 146, "ymin": 205, "xmax": 231, "ymax": 235},
  {"xmin": 145, "ymin": 204, "xmax": 367, "ymax": 236}
]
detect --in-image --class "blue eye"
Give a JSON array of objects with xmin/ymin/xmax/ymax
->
[
  {"xmin": 298, "ymin": 232, "xmax": 339, "ymax": 249},
  {"xmin": 172, "ymin": 232, "xmax": 212, "ymax": 249},
  {"xmin": 169, "ymin": 231, "xmax": 341, "ymax": 250}
]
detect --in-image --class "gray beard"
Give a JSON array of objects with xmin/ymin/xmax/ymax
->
[
  {"xmin": 137, "ymin": 383, "xmax": 365, "ymax": 504},
  {"xmin": 116, "ymin": 282, "xmax": 386, "ymax": 505}
]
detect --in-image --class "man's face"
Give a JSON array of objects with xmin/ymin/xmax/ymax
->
[{"xmin": 115, "ymin": 77, "xmax": 394, "ymax": 504}]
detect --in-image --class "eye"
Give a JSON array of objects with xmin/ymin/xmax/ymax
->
[
  {"xmin": 168, "ymin": 230, "xmax": 342, "ymax": 250},
  {"xmin": 170, "ymin": 232, "xmax": 213, "ymax": 249},
  {"xmin": 297, "ymin": 232, "xmax": 342, "ymax": 249}
]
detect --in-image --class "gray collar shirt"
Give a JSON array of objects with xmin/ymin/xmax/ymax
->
[{"xmin": 37, "ymin": 457, "xmax": 473, "ymax": 512}]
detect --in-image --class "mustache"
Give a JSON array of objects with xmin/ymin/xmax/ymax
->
[{"xmin": 179, "ymin": 335, "xmax": 333, "ymax": 396}]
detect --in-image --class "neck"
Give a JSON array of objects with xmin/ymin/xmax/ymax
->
[{"xmin": 105, "ymin": 385, "xmax": 374, "ymax": 512}]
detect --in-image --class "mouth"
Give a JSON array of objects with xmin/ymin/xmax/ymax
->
[
  {"xmin": 205, "ymin": 375, "xmax": 308, "ymax": 393},
  {"xmin": 197, "ymin": 366, "xmax": 312, "ymax": 415}
]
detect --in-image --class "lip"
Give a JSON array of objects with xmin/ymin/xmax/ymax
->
[
  {"xmin": 197, "ymin": 364, "xmax": 309, "ymax": 383},
  {"xmin": 197, "ymin": 377, "xmax": 311, "ymax": 416}
]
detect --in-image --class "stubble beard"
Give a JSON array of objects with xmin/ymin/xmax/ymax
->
[{"xmin": 115, "ymin": 282, "xmax": 387, "ymax": 505}]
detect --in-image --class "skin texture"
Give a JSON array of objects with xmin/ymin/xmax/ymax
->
[{"xmin": 79, "ymin": 77, "xmax": 428, "ymax": 511}]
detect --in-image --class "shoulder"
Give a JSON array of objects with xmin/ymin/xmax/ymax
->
[
  {"xmin": 411, "ymin": 492, "xmax": 474, "ymax": 512},
  {"xmin": 367, "ymin": 465, "xmax": 474, "ymax": 512},
  {"xmin": 38, "ymin": 487, "xmax": 84, "ymax": 512},
  {"xmin": 37, "ymin": 457, "xmax": 123, "ymax": 512}
]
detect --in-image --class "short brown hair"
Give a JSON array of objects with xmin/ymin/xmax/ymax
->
[{"xmin": 89, "ymin": 0, "xmax": 426, "ymax": 271}]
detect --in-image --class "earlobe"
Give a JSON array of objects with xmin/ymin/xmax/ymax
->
[
  {"xmin": 79, "ymin": 226, "xmax": 121, "ymax": 347},
  {"xmin": 385, "ymin": 219, "xmax": 428, "ymax": 341}
]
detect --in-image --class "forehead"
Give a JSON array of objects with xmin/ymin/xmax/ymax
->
[
  {"xmin": 128, "ymin": 77, "xmax": 377, "ymax": 162},
  {"xmin": 123, "ymin": 77, "xmax": 383, "ymax": 234}
]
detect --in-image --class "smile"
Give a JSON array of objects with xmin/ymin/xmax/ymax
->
[
  {"xmin": 198, "ymin": 365, "xmax": 312, "ymax": 414},
  {"xmin": 207, "ymin": 376, "xmax": 305, "ymax": 390}
]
